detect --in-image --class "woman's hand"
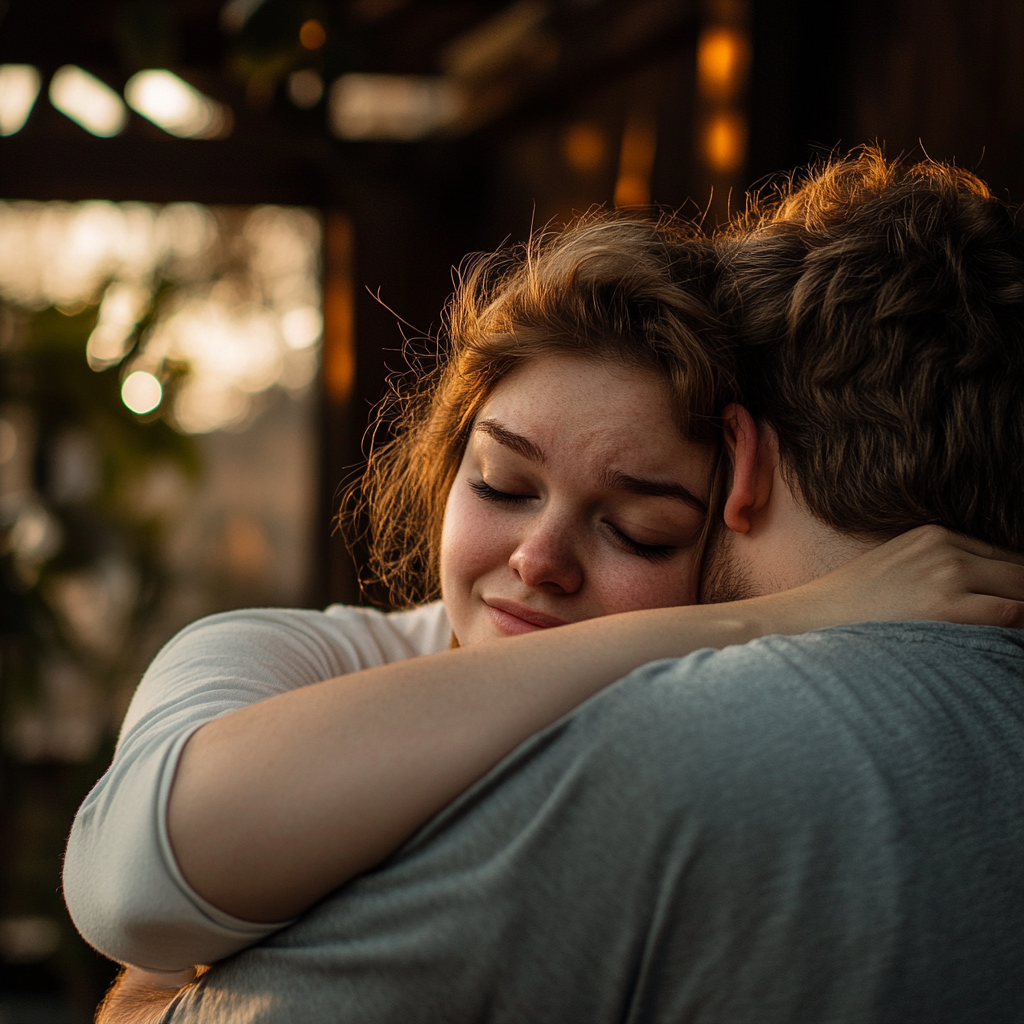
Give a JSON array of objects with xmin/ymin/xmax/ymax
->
[{"xmin": 763, "ymin": 524, "xmax": 1024, "ymax": 632}]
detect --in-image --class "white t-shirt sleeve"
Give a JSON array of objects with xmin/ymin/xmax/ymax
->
[{"xmin": 62, "ymin": 602, "xmax": 450, "ymax": 971}]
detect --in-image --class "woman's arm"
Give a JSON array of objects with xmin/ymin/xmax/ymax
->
[
  {"xmin": 168, "ymin": 525, "xmax": 1024, "ymax": 924},
  {"xmin": 62, "ymin": 603, "xmax": 451, "ymax": 970}
]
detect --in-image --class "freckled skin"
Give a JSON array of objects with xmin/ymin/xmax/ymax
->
[{"xmin": 440, "ymin": 354, "xmax": 715, "ymax": 646}]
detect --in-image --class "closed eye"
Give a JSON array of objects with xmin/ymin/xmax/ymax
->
[
  {"xmin": 605, "ymin": 521, "xmax": 676, "ymax": 562},
  {"xmin": 469, "ymin": 479, "xmax": 534, "ymax": 505},
  {"xmin": 471, "ymin": 479, "xmax": 678, "ymax": 560}
]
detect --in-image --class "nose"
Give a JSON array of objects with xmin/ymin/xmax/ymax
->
[{"xmin": 508, "ymin": 514, "xmax": 584, "ymax": 594}]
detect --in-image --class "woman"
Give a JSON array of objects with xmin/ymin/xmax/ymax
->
[{"xmin": 64, "ymin": 213, "xmax": 1024, "ymax": 982}]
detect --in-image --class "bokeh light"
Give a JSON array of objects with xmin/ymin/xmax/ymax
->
[
  {"xmin": 702, "ymin": 109, "xmax": 747, "ymax": 173},
  {"xmin": 0, "ymin": 201, "xmax": 321, "ymax": 434},
  {"xmin": 124, "ymin": 70, "xmax": 232, "ymax": 139},
  {"xmin": 614, "ymin": 113, "xmax": 657, "ymax": 208},
  {"xmin": 288, "ymin": 69, "xmax": 324, "ymax": 109},
  {"xmin": 121, "ymin": 371, "xmax": 163, "ymax": 414},
  {"xmin": 697, "ymin": 27, "xmax": 750, "ymax": 103},
  {"xmin": 49, "ymin": 65, "xmax": 128, "ymax": 137},
  {"xmin": 329, "ymin": 74, "xmax": 463, "ymax": 140},
  {"xmin": 561, "ymin": 122, "xmax": 607, "ymax": 175},
  {"xmin": 86, "ymin": 281, "xmax": 151, "ymax": 369},
  {"xmin": 0, "ymin": 64, "xmax": 41, "ymax": 136},
  {"xmin": 299, "ymin": 19, "xmax": 327, "ymax": 50},
  {"xmin": 281, "ymin": 306, "xmax": 322, "ymax": 349}
]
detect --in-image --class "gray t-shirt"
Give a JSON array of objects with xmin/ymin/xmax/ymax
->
[{"xmin": 166, "ymin": 622, "xmax": 1024, "ymax": 1024}]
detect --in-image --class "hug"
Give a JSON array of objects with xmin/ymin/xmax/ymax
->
[{"xmin": 66, "ymin": 147, "xmax": 1024, "ymax": 1023}]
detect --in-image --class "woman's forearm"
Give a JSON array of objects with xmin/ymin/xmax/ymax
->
[
  {"xmin": 167, "ymin": 602, "xmax": 765, "ymax": 924},
  {"xmin": 167, "ymin": 525, "xmax": 1024, "ymax": 924}
]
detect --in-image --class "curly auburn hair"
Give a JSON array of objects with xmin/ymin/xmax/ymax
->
[
  {"xmin": 340, "ymin": 211, "xmax": 737, "ymax": 608},
  {"xmin": 716, "ymin": 146, "xmax": 1024, "ymax": 549}
]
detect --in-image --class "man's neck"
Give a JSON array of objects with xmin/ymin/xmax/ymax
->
[{"xmin": 706, "ymin": 463, "xmax": 879, "ymax": 601}]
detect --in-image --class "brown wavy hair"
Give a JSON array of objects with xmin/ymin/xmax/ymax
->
[
  {"xmin": 716, "ymin": 145, "xmax": 1024, "ymax": 547},
  {"xmin": 341, "ymin": 211, "xmax": 737, "ymax": 608}
]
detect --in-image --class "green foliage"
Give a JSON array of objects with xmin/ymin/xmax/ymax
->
[{"xmin": 0, "ymin": 303, "xmax": 200, "ymax": 1011}]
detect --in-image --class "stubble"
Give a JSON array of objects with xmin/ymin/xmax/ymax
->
[{"xmin": 698, "ymin": 520, "xmax": 761, "ymax": 604}]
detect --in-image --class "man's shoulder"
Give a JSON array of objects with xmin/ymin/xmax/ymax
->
[
  {"xmin": 552, "ymin": 621, "xmax": 1024, "ymax": 822},
  {"xmin": 624, "ymin": 619, "xmax": 1024, "ymax": 712}
]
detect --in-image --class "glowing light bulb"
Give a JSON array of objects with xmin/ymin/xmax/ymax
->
[
  {"xmin": 121, "ymin": 371, "xmax": 162, "ymax": 414},
  {"xmin": 49, "ymin": 66, "xmax": 127, "ymax": 137}
]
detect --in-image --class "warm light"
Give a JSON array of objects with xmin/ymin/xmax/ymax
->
[
  {"xmin": 329, "ymin": 74, "xmax": 463, "ymax": 140},
  {"xmin": 614, "ymin": 113, "xmax": 657, "ymax": 208},
  {"xmin": 10, "ymin": 504, "xmax": 62, "ymax": 563},
  {"xmin": 0, "ymin": 201, "xmax": 321, "ymax": 434},
  {"xmin": 281, "ymin": 306, "xmax": 322, "ymax": 349},
  {"xmin": 0, "ymin": 65, "xmax": 41, "ymax": 136},
  {"xmin": 0, "ymin": 200, "xmax": 218, "ymax": 312},
  {"xmin": 702, "ymin": 110, "xmax": 747, "ymax": 173},
  {"xmin": 173, "ymin": 381, "xmax": 249, "ymax": 434},
  {"xmin": 121, "ymin": 371, "xmax": 162, "ymax": 414},
  {"xmin": 299, "ymin": 19, "xmax": 327, "ymax": 50},
  {"xmin": 697, "ymin": 27, "xmax": 750, "ymax": 102},
  {"xmin": 562, "ymin": 122, "xmax": 606, "ymax": 174},
  {"xmin": 157, "ymin": 301, "xmax": 281, "ymax": 394},
  {"xmin": 124, "ymin": 70, "xmax": 231, "ymax": 139},
  {"xmin": 87, "ymin": 281, "xmax": 150, "ymax": 369},
  {"xmin": 288, "ymin": 69, "xmax": 324, "ymax": 109},
  {"xmin": 49, "ymin": 66, "xmax": 127, "ymax": 137},
  {"xmin": 322, "ymin": 213, "xmax": 355, "ymax": 403}
]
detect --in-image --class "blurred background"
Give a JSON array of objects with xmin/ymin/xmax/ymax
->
[{"xmin": 0, "ymin": 0, "xmax": 1021, "ymax": 1019}]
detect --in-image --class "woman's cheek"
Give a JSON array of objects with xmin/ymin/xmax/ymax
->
[
  {"xmin": 441, "ymin": 485, "xmax": 506, "ymax": 595},
  {"xmin": 591, "ymin": 556, "xmax": 699, "ymax": 614}
]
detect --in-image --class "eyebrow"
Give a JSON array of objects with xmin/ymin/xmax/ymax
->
[
  {"xmin": 601, "ymin": 469, "xmax": 708, "ymax": 513},
  {"xmin": 474, "ymin": 420, "xmax": 545, "ymax": 462},
  {"xmin": 475, "ymin": 418, "xmax": 707, "ymax": 514}
]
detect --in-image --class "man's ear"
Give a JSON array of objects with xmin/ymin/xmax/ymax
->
[{"xmin": 721, "ymin": 404, "xmax": 774, "ymax": 534}]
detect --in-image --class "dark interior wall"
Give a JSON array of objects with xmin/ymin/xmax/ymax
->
[
  {"xmin": 747, "ymin": 0, "xmax": 850, "ymax": 185},
  {"xmin": 846, "ymin": 0, "xmax": 1024, "ymax": 200},
  {"xmin": 482, "ymin": 46, "xmax": 700, "ymax": 240},
  {"xmin": 748, "ymin": 0, "xmax": 1024, "ymax": 199}
]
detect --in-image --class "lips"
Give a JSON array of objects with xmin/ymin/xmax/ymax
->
[{"xmin": 484, "ymin": 599, "xmax": 569, "ymax": 636}]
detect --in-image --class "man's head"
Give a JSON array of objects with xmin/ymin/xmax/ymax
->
[{"xmin": 703, "ymin": 147, "xmax": 1024, "ymax": 601}]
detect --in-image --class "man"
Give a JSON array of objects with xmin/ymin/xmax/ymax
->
[{"xmin": 111, "ymin": 149, "xmax": 1024, "ymax": 1023}]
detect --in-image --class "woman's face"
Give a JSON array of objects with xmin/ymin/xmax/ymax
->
[{"xmin": 440, "ymin": 353, "xmax": 715, "ymax": 646}]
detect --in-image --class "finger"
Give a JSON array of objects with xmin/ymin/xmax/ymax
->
[
  {"xmin": 906, "ymin": 525, "xmax": 1024, "ymax": 566},
  {"xmin": 954, "ymin": 533, "xmax": 1024, "ymax": 566},
  {"xmin": 959, "ymin": 559, "xmax": 1024, "ymax": 601},
  {"xmin": 952, "ymin": 595, "xmax": 1024, "ymax": 630},
  {"xmin": 982, "ymin": 541, "xmax": 1024, "ymax": 567}
]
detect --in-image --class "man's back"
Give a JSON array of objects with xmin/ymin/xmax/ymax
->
[{"xmin": 167, "ymin": 622, "xmax": 1024, "ymax": 1024}]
